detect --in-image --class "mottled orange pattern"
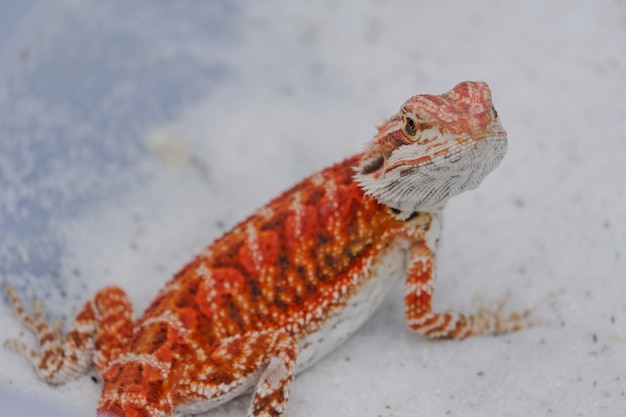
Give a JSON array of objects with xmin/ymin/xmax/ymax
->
[{"xmin": 4, "ymin": 82, "xmax": 528, "ymax": 417}]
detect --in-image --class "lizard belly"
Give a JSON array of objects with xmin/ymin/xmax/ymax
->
[{"xmin": 295, "ymin": 243, "xmax": 408, "ymax": 373}]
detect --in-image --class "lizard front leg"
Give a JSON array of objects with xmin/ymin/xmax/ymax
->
[
  {"xmin": 3, "ymin": 285, "xmax": 134, "ymax": 384},
  {"xmin": 404, "ymin": 244, "xmax": 529, "ymax": 339}
]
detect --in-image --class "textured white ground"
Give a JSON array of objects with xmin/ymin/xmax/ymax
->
[{"xmin": 0, "ymin": 1, "xmax": 624, "ymax": 416}]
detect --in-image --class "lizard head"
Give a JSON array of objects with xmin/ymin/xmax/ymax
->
[{"xmin": 355, "ymin": 81, "xmax": 507, "ymax": 213}]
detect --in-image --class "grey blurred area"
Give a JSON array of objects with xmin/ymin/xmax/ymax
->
[
  {"xmin": 0, "ymin": 1, "xmax": 235, "ymax": 294},
  {"xmin": 0, "ymin": 0, "xmax": 239, "ymax": 413},
  {"xmin": 0, "ymin": 385, "xmax": 82, "ymax": 417}
]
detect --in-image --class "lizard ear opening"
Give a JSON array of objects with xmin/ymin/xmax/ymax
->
[{"xmin": 359, "ymin": 152, "xmax": 384, "ymax": 175}]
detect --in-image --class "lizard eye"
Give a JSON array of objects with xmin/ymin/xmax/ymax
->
[{"xmin": 403, "ymin": 112, "xmax": 421, "ymax": 141}]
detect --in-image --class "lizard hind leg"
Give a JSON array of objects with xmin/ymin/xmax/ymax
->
[
  {"xmin": 169, "ymin": 330, "xmax": 298, "ymax": 417},
  {"xmin": 246, "ymin": 331, "xmax": 297, "ymax": 417},
  {"xmin": 3, "ymin": 284, "xmax": 134, "ymax": 385}
]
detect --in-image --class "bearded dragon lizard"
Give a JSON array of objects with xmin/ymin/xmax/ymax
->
[{"xmin": 4, "ymin": 81, "xmax": 527, "ymax": 417}]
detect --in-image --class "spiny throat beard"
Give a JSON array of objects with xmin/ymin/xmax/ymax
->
[{"xmin": 354, "ymin": 135, "xmax": 507, "ymax": 213}]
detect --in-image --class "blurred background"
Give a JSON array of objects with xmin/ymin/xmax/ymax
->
[{"xmin": 0, "ymin": 1, "xmax": 624, "ymax": 416}]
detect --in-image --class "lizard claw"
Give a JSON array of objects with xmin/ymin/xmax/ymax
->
[{"xmin": 472, "ymin": 294, "xmax": 533, "ymax": 335}]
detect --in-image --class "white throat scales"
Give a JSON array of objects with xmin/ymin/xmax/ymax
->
[{"xmin": 354, "ymin": 131, "xmax": 507, "ymax": 213}]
